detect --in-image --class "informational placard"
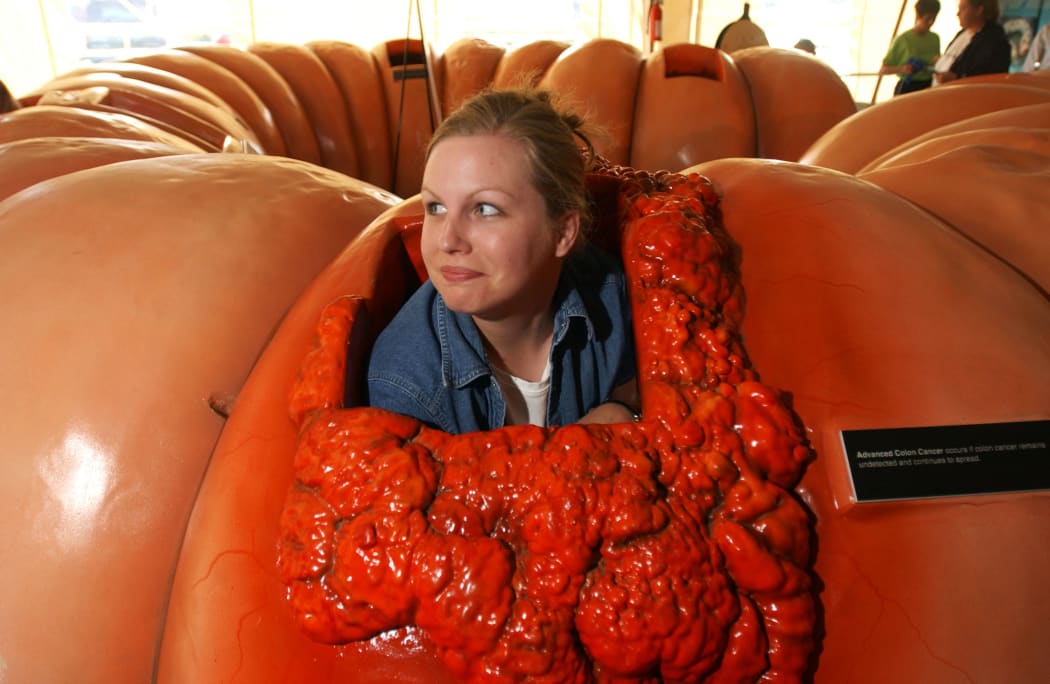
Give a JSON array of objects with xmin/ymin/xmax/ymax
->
[{"xmin": 841, "ymin": 420, "xmax": 1050, "ymax": 503}]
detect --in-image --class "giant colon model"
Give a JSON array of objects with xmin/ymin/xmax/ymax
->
[{"xmin": 0, "ymin": 36, "xmax": 1048, "ymax": 684}]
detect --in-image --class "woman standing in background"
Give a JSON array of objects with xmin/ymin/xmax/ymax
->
[{"xmin": 933, "ymin": 0, "xmax": 1011, "ymax": 83}]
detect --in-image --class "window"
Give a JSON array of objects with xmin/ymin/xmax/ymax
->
[
  {"xmin": 1, "ymin": 2, "xmax": 990, "ymax": 119},
  {"xmin": 81, "ymin": 0, "xmax": 153, "ymax": 24}
]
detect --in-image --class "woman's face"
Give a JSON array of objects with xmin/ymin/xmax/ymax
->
[
  {"xmin": 420, "ymin": 133, "xmax": 578, "ymax": 322},
  {"xmin": 957, "ymin": 0, "xmax": 983, "ymax": 30}
]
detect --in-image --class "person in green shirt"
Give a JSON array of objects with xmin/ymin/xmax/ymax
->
[{"xmin": 881, "ymin": 0, "xmax": 942, "ymax": 95}]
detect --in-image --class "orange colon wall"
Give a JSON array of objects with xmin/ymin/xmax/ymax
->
[{"xmin": 1, "ymin": 36, "xmax": 1048, "ymax": 684}]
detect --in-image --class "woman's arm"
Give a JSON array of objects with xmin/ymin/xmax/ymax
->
[{"xmin": 578, "ymin": 379, "xmax": 640, "ymax": 424}]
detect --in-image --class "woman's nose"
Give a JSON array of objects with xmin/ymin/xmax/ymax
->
[{"xmin": 436, "ymin": 215, "xmax": 468, "ymax": 253}]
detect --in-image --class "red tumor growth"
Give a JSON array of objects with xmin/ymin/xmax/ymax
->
[{"xmin": 279, "ymin": 161, "xmax": 817, "ymax": 682}]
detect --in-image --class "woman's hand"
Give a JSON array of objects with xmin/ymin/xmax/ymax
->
[
  {"xmin": 578, "ymin": 401, "xmax": 638, "ymax": 424},
  {"xmin": 578, "ymin": 379, "xmax": 640, "ymax": 424}
]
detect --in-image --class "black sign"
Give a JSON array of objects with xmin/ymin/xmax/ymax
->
[{"xmin": 841, "ymin": 420, "xmax": 1050, "ymax": 503}]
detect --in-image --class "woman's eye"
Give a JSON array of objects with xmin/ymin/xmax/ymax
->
[
  {"xmin": 425, "ymin": 202, "xmax": 446, "ymax": 216},
  {"xmin": 475, "ymin": 203, "xmax": 500, "ymax": 217}
]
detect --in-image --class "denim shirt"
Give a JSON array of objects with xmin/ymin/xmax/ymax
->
[{"xmin": 366, "ymin": 242, "xmax": 635, "ymax": 434}]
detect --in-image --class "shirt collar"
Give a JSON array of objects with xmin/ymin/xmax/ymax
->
[{"xmin": 435, "ymin": 264, "xmax": 594, "ymax": 389}]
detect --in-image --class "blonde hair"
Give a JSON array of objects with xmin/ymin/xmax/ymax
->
[{"xmin": 426, "ymin": 87, "xmax": 595, "ymax": 233}]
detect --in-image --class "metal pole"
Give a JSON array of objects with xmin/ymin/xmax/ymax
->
[
  {"xmin": 36, "ymin": 0, "xmax": 58, "ymax": 84},
  {"xmin": 248, "ymin": 0, "xmax": 257, "ymax": 44},
  {"xmin": 871, "ymin": 0, "xmax": 909, "ymax": 105}
]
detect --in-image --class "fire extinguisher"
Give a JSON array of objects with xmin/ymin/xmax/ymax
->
[{"xmin": 648, "ymin": 0, "xmax": 663, "ymax": 52}]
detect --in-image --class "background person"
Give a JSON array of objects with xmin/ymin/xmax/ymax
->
[
  {"xmin": 933, "ymin": 0, "xmax": 1011, "ymax": 84},
  {"xmin": 1022, "ymin": 22, "xmax": 1050, "ymax": 71},
  {"xmin": 0, "ymin": 79, "xmax": 20, "ymax": 113},
  {"xmin": 367, "ymin": 87, "xmax": 638, "ymax": 434},
  {"xmin": 880, "ymin": 0, "xmax": 942, "ymax": 95},
  {"xmin": 794, "ymin": 38, "xmax": 816, "ymax": 55}
]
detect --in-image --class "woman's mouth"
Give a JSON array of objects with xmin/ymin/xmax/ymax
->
[{"xmin": 439, "ymin": 266, "xmax": 483, "ymax": 282}]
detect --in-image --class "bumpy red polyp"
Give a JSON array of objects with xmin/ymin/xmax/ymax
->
[{"xmin": 280, "ymin": 162, "xmax": 817, "ymax": 682}]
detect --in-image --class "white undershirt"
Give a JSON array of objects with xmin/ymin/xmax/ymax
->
[
  {"xmin": 934, "ymin": 30, "xmax": 973, "ymax": 75},
  {"xmin": 492, "ymin": 358, "xmax": 551, "ymax": 427}
]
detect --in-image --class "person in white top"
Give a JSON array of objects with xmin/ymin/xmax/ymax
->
[
  {"xmin": 1022, "ymin": 23, "xmax": 1050, "ymax": 71},
  {"xmin": 933, "ymin": 0, "xmax": 1011, "ymax": 84}
]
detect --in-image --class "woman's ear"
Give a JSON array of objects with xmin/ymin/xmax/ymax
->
[{"xmin": 554, "ymin": 211, "xmax": 580, "ymax": 258}]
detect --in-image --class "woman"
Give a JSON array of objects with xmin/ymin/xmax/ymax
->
[
  {"xmin": 366, "ymin": 87, "xmax": 638, "ymax": 434},
  {"xmin": 933, "ymin": 0, "xmax": 1011, "ymax": 84}
]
